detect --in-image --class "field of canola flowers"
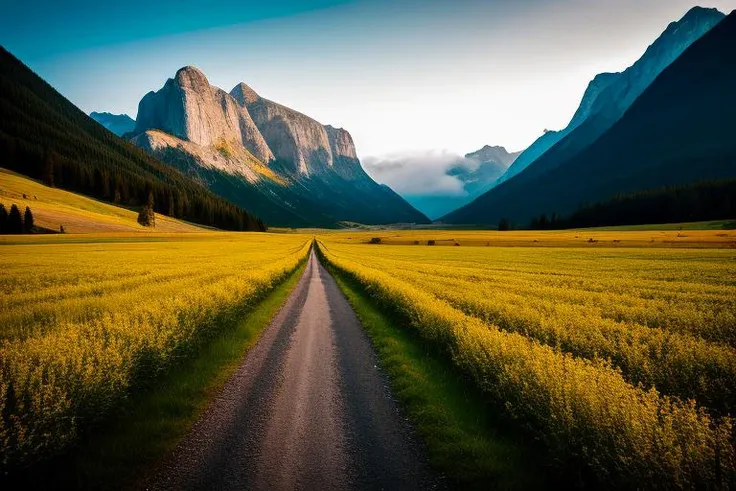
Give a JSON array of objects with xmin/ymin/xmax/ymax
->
[
  {"xmin": 0, "ymin": 233, "xmax": 311, "ymax": 470},
  {"xmin": 317, "ymin": 235, "xmax": 736, "ymax": 488}
]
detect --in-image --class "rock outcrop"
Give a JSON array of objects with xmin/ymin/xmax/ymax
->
[
  {"xmin": 324, "ymin": 125, "xmax": 358, "ymax": 161},
  {"xmin": 231, "ymin": 83, "xmax": 334, "ymax": 176}
]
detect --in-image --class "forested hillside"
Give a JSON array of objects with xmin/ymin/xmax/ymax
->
[{"xmin": 533, "ymin": 179, "xmax": 736, "ymax": 230}]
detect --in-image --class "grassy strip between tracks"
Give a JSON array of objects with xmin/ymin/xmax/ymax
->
[
  {"xmin": 327, "ymin": 263, "xmax": 552, "ymax": 490},
  {"xmin": 8, "ymin": 260, "xmax": 307, "ymax": 490}
]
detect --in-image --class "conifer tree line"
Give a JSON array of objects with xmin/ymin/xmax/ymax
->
[
  {"xmin": 525, "ymin": 179, "xmax": 736, "ymax": 230},
  {"xmin": 0, "ymin": 47, "xmax": 266, "ymax": 232},
  {"xmin": 0, "ymin": 203, "xmax": 34, "ymax": 234}
]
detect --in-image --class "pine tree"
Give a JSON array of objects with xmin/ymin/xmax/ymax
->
[
  {"xmin": 23, "ymin": 206, "xmax": 34, "ymax": 233},
  {"xmin": 7, "ymin": 204, "xmax": 23, "ymax": 234},
  {"xmin": 0, "ymin": 204, "xmax": 8, "ymax": 234},
  {"xmin": 538, "ymin": 214, "xmax": 549, "ymax": 230},
  {"xmin": 168, "ymin": 191, "xmax": 175, "ymax": 217},
  {"xmin": 42, "ymin": 149, "xmax": 55, "ymax": 187},
  {"xmin": 137, "ymin": 191, "xmax": 155, "ymax": 227}
]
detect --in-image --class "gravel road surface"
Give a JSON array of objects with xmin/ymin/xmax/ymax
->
[{"xmin": 147, "ymin": 249, "xmax": 441, "ymax": 490}]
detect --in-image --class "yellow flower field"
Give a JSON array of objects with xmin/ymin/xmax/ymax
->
[
  {"xmin": 0, "ymin": 233, "xmax": 311, "ymax": 469},
  {"xmin": 325, "ymin": 227, "xmax": 736, "ymax": 248},
  {"xmin": 317, "ymin": 236, "xmax": 736, "ymax": 488}
]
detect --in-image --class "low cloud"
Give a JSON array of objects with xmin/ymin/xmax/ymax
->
[{"xmin": 363, "ymin": 150, "xmax": 476, "ymax": 196}]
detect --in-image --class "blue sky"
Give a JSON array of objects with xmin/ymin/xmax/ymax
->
[{"xmin": 2, "ymin": 0, "xmax": 733, "ymax": 166}]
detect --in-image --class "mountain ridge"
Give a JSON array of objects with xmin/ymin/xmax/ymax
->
[
  {"xmin": 131, "ymin": 67, "xmax": 429, "ymax": 227},
  {"xmin": 89, "ymin": 111, "xmax": 136, "ymax": 137},
  {"xmin": 491, "ymin": 6, "xmax": 725, "ymax": 190},
  {"xmin": 442, "ymin": 9, "xmax": 736, "ymax": 226}
]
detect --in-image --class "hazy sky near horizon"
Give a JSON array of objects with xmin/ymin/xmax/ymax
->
[{"xmin": 2, "ymin": 0, "xmax": 733, "ymax": 162}]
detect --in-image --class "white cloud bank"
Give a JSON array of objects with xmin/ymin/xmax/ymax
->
[{"xmin": 363, "ymin": 150, "xmax": 476, "ymax": 196}]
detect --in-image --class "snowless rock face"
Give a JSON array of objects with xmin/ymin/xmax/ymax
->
[
  {"xmin": 134, "ymin": 66, "xmax": 368, "ymax": 183},
  {"xmin": 230, "ymin": 82, "xmax": 260, "ymax": 105},
  {"xmin": 134, "ymin": 69, "xmax": 366, "ymax": 180},
  {"xmin": 324, "ymin": 125, "xmax": 358, "ymax": 160},
  {"xmin": 324, "ymin": 125, "xmax": 365, "ymax": 180},
  {"xmin": 131, "ymin": 129, "xmax": 264, "ymax": 183},
  {"xmin": 231, "ymin": 83, "xmax": 334, "ymax": 176},
  {"xmin": 135, "ymin": 66, "xmax": 274, "ymax": 164}
]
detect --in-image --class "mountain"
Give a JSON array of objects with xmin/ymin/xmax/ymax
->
[
  {"xmin": 0, "ymin": 47, "xmax": 264, "ymax": 231},
  {"xmin": 89, "ymin": 111, "xmax": 136, "ymax": 137},
  {"xmin": 131, "ymin": 67, "xmax": 429, "ymax": 227},
  {"xmin": 442, "ymin": 10, "xmax": 736, "ymax": 226},
  {"xmin": 499, "ymin": 72, "xmax": 620, "ymax": 185},
  {"xmin": 404, "ymin": 145, "xmax": 521, "ymax": 219},
  {"xmin": 453, "ymin": 145, "xmax": 521, "ymax": 197},
  {"xmin": 492, "ymin": 6, "xmax": 725, "ymax": 189}
]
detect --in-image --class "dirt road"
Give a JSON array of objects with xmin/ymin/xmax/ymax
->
[{"xmin": 148, "ymin": 249, "xmax": 441, "ymax": 490}]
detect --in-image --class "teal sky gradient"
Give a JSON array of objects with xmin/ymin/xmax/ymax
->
[{"xmin": 2, "ymin": 0, "xmax": 733, "ymax": 161}]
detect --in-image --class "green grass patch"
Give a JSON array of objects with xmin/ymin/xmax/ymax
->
[
  {"xmin": 10, "ymin": 262, "xmax": 306, "ymax": 490},
  {"xmin": 329, "ymin": 268, "xmax": 549, "ymax": 490}
]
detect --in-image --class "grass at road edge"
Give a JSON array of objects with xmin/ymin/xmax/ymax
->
[
  {"xmin": 13, "ymin": 260, "xmax": 307, "ymax": 490},
  {"xmin": 328, "ymin": 265, "xmax": 547, "ymax": 490}
]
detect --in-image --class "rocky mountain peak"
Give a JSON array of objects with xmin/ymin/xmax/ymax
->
[
  {"xmin": 589, "ymin": 7, "xmax": 724, "ymax": 122},
  {"xmin": 465, "ymin": 145, "xmax": 518, "ymax": 166},
  {"xmin": 133, "ymin": 66, "xmax": 371, "ymax": 179},
  {"xmin": 174, "ymin": 65, "xmax": 210, "ymax": 90},
  {"xmin": 134, "ymin": 65, "xmax": 274, "ymax": 163},
  {"xmin": 230, "ymin": 83, "xmax": 261, "ymax": 105},
  {"xmin": 679, "ymin": 6, "xmax": 723, "ymax": 23}
]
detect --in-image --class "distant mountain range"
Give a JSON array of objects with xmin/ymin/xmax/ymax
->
[
  {"xmin": 124, "ymin": 67, "xmax": 428, "ymax": 228},
  {"xmin": 405, "ymin": 145, "xmax": 520, "ymax": 219},
  {"xmin": 89, "ymin": 111, "xmax": 135, "ymax": 137},
  {"xmin": 443, "ymin": 7, "xmax": 736, "ymax": 226}
]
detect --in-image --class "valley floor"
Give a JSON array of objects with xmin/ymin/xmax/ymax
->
[{"xmin": 3, "ymin": 229, "xmax": 735, "ymax": 489}]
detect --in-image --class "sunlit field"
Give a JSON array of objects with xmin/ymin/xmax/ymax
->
[
  {"xmin": 317, "ymin": 234, "xmax": 736, "ymax": 487},
  {"xmin": 0, "ymin": 233, "xmax": 311, "ymax": 469},
  {"xmin": 0, "ymin": 169, "xmax": 207, "ymax": 233},
  {"xmin": 325, "ymin": 228, "xmax": 736, "ymax": 248}
]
